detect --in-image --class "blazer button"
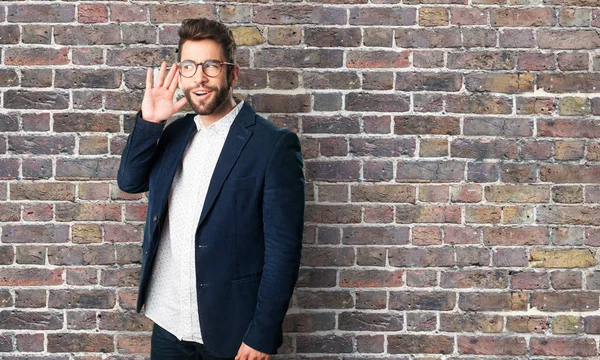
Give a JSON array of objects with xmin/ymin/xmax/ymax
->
[{"xmin": 153, "ymin": 215, "xmax": 158, "ymax": 222}]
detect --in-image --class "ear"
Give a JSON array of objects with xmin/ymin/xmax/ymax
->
[{"xmin": 228, "ymin": 65, "xmax": 240, "ymax": 88}]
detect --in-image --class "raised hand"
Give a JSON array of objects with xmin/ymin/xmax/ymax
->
[{"xmin": 141, "ymin": 61, "xmax": 188, "ymax": 123}]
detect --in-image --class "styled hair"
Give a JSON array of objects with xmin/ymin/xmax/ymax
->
[{"xmin": 177, "ymin": 18, "xmax": 237, "ymax": 65}]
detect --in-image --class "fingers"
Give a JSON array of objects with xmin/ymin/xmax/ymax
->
[
  {"xmin": 155, "ymin": 61, "xmax": 167, "ymax": 88},
  {"xmin": 173, "ymin": 96, "xmax": 188, "ymax": 113},
  {"xmin": 164, "ymin": 62, "xmax": 178, "ymax": 90},
  {"xmin": 168, "ymin": 69, "xmax": 180, "ymax": 93},
  {"xmin": 145, "ymin": 67, "xmax": 153, "ymax": 90}
]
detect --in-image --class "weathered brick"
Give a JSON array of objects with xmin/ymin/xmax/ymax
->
[
  {"xmin": 397, "ymin": 161, "xmax": 464, "ymax": 182},
  {"xmin": 388, "ymin": 335, "xmax": 453, "ymax": 354},
  {"xmin": 55, "ymin": 69, "xmax": 122, "ymax": 89},
  {"xmin": 451, "ymin": 8, "xmax": 487, "ymax": 25},
  {"xmin": 345, "ymin": 93, "xmax": 409, "ymax": 112},
  {"xmin": 72, "ymin": 224, "xmax": 102, "ymax": 244},
  {"xmin": 446, "ymin": 95, "xmax": 512, "ymax": 114},
  {"xmin": 530, "ymin": 337, "xmax": 596, "ymax": 356},
  {"xmin": 0, "ymin": 310, "xmax": 62, "ymax": 330},
  {"xmin": 16, "ymin": 333, "xmax": 44, "ymax": 352},
  {"xmin": 56, "ymin": 158, "xmax": 120, "ymax": 180},
  {"xmin": 420, "ymin": 7, "xmax": 449, "ymax": 26},
  {"xmin": 414, "ymin": 50, "xmax": 445, "ymax": 68},
  {"xmin": 0, "ymin": 25, "xmax": 20, "ymax": 44},
  {"xmin": 551, "ymin": 270, "xmax": 582, "ymax": 289},
  {"xmin": 419, "ymin": 185, "xmax": 450, "ymax": 203},
  {"xmin": 350, "ymin": 138, "xmax": 415, "ymax": 157},
  {"xmin": 56, "ymin": 203, "xmax": 121, "ymax": 222},
  {"xmin": 538, "ymin": 30, "xmax": 600, "ymax": 49},
  {"xmin": 406, "ymin": 270, "xmax": 438, "ymax": 288},
  {"xmin": 109, "ymin": 4, "xmax": 147, "ymax": 22},
  {"xmin": 306, "ymin": 161, "xmax": 360, "ymax": 182},
  {"xmin": 396, "ymin": 72, "xmax": 461, "ymax": 92},
  {"xmin": 364, "ymin": 28, "xmax": 393, "ymax": 47},
  {"xmin": 347, "ymin": 50, "xmax": 409, "ymax": 68},
  {"xmin": 251, "ymin": 94, "xmax": 310, "ymax": 113},
  {"xmin": 267, "ymin": 26, "xmax": 301, "ymax": 45},
  {"xmin": 339, "ymin": 269, "xmax": 403, "ymax": 288},
  {"xmin": 389, "ymin": 247, "xmax": 454, "ymax": 267},
  {"xmin": 48, "ymin": 289, "xmax": 115, "ymax": 309},
  {"xmin": 303, "ymin": 115, "xmax": 360, "ymax": 134},
  {"xmin": 460, "ymin": 292, "xmax": 528, "ymax": 311},
  {"xmin": 485, "ymin": 185, "xmax": 550, "ymax": 203},
  {"xmin": 107, "ymin": 47, "xmax": 176, "ymax": 67},
  {"xmin": 48, "ymin": 245, "xmax": 115, "ymax": 266},
  {"xmin": 531, "ymin": 291, "xmax": 598, "ymax": 311},
  {"xmin": 491, "ymin": 8, "xmax": 555, "ymax": 27},
  {"xmin": 0, "ymin": 268, "xmax": 63, "ymax": 286},
  {"xmin": 458, "ymin": 336, "xmax": 527, "ymax": 355},
  {"xmin": 396, "ymin": 28, "xmax": 461, "ymax": 48},
  {"xmin": 54, "ymin": 25, "xmax": 120, "ymax": 45},
  {"xmin": 15, "ymin": 289, "xmax": 46, "ymax": 308},
  {"xmin": 7, "ymin": 4, "xmax": 75, "ymax": 23},
  {"xmin": 538, "ymin": 205, "xmax": 600, "ymax": 225},
  {"xmin": 21, "ymin": 69, "xmax": 52, "ymax": 88},
  {"xmin": 301, "ymin": 247, "xmax": 354, "ymax": 267},
  {"xmin": 396, "ymin": 205, "xmax": 461, "ymax": 224},
  {"xmin": 66, "ymin": 268, "xmax": 98, "ymax": 286},
  {"xmin": 305, "ymin": 205, "xmax": 361, "ymax": 224},
  {"xmin": 452, "ymin": 139, "xmax": 518, "ymax": 159},
  {"xmin": 517, "ymin": 97, "xmax": 555, "ymax": 115},
  {"xmin": 349, "ymin": 8, "xmax": 416, "ymax": 26},
  {"xmin": 558, "ymin": 52, "xmax": 589, "ymax": 71},
  {"xmin": 412, "ymin": 226, "xmax": 443, "ymax": 245},
  {"xmin": 2, "ymin": 225, "xmax": 69, "ymax": 244},
  {"xmin": 507, "ymin": 315, "xmax": 548, "ymax": 333},
  {"xmin": 4, "ymin": 90, "xmax": 69, "ymax": 110},
  {"xmin": 466, "ymin": 73, "xmax": 534, "ymax": 94},
  {"xmin": 295, "ymin": 290, "xmax": 353, "ymax": 309},
  {"xmin": 530, "ymin": 249, "xmax": 595, "ymax": 268},
  {"xmin": 355, "ymin": 291, "xmax": 385, "ymax": 310},
  {"xmin": 539, "ymin": 73, "xmax": 600, "ymax": 93},
  {"xmin": 296, "ymin": 335, "xmax": 353, "ymax": 353},
  {"xmin": 390, "ymin": 291, "xmax": 454, "ymax": 311},
  {"xmin": 552, "ymin": 315, "xmax": 583, "ymax": 334},
  {"xmin": 539, "ymin": 119, "xmax": 600, "ymax": 138},
  {"xmin": 441, "ymin": 313, "xmax": 503, "ymax": 333},
  {"xmin": 420, "ymin": 138, "xmax": 448, "ymax": 157},
  {"xmin": 441, "ymin": 270, "xmax": 509, "ymax": 289},
  {"xmin": 47, "ymin": 333, "xmax": 114, "ymax": 353},
  {"xmin": 11, "ymin": 183, "xmax": 75, "ymax": 201}
]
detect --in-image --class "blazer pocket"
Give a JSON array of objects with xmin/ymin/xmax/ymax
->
[{"xmin": 222, "ymin": 175, "xmax": 256, "ymax": 191}]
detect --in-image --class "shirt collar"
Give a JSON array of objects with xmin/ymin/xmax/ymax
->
[{"xmin": 193, "ymin": 100, "xmax": 244, "ymax": 132}]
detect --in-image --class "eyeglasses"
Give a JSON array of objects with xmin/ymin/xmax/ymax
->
[{"xmin": 177, "ymin": 60, "xmax": 235, "ymax": 78}]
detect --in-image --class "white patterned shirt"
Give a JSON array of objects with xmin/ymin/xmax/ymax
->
[{"xmin": 144, "ymin": 101, "xmax": 244, "ymax": 343}]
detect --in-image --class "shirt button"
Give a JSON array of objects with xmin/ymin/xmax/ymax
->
[{"xmin": 153, "ymin": 215, "xmax": 158, "ymax": 222}]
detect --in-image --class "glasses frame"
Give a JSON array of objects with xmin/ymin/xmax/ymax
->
[{"xmin": 177, "ymin": 60, "xmax": 236, "ymax": 78}]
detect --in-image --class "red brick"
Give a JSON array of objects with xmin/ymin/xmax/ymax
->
[
  {"xmin": 109, "ymin": 4, "xmax": 147, "ymax": 22},
  {"xmin": 389, "ymin": 247, "xmax": 454, "ymax": 267},
  {"xmin": 397, "ymin": 161, "xmax": 464, "ymax": 182},
  {"xmin": 0, "ymin": 310, "xmax": 63, "ymax": 330},
  {"xmin": 107, "ymin": 48, "xmax": 176, "ymax": 67},
  {"xmin": 446, "ymin": 94, "xmax": 512, "ymax": 114},
  {"xmin": 491, "ymin": 8, "xmax": 555, "ymax": 27},
  {"xmin": 296, "ymin": 334, "xmax": 353, "ymax": 353},
  {"xmin": 350, "ymin": 138, "xmax": 415, "ymax": 157},
  {"xmin": 458, "ymin": 336, "xmax": 527, "ymax": 355},
  {"xmin": 463, "ymin": 29, "xmax": 496, "ymax": 48},
  {"xmin": 413, "ymin": 226, "xmax": 443, "ymax": 245},
  {"xmin": 4, "ymin": 90, "xmax": 69, "ymax": 110},
  {"xmin": 2, "ymin": 225, "xmax": 69, "ymax": 244},
  {"xmin": 347, "ymin": 50, "xmax": 409, "ymax": 68},
  {"xmin": 388, "ymin": 335, "xmax": 453, "ymax": 354},
  {"xmin": 55, "ymin": 70, "xmax": 122, "ymax": 89},
  {"xmin": 349, "ymin": 8, "xmax": 416, "ymax": 26},
  {"xmin": 54, "ymin": 25, "xmax": 120, "ymax": 45},
  {"xmin": 460, "ymin": 292, "xmax": 528, "ymax": 311},
  {"xmin": 396, "ymin": 28, "xmax": 460, "ymax": 48},
  {"xmin": 531, "ymin": 292, "xmax": 598, "ymax": 311},
  {"xmin": 0, "ymin": 25, "xmax": 19, "ymax": 44},
  {"xmin": 483, "ymin": 227, "xmax": 548, "ymax": 246},
  {"xmin": 47, "ymin": 333, "xmax": 113, "ymax": 353},
  {"xmin": 78, "ymin": 4, "xmax": 107, "ymax": 23},
  {"xmin": 396, "ymin": 205, "xmax": 461, "ymax": 224},
  {"xmin": 485, "ymin": 185, "xmax": 550, "ymax": 203},
  {"xmin": 511, "ymin": 271, "xmax": 549, "ymax": 290},
  {"xmin": 56, "ymin": 159, "xmax": 120, "ymax": 180},
  {"xmin": 346, "ymin": 93, "xmax": 409, "ymax": 112},
  {"xmin": 339, "ymin": 269, "xmax": 403, "ymax": 288},
  {"xmin": 419, "ymin": 185, "xmax": 449, "ymax": 203},
  {"xmin": 539, "ymin": 119, "xmax": 600, "ymax": 138},
  {"xmin": 396, "ymin": 72, "xmax": 462, "ymax": 92},
  {"xmin": 500, "ymin": 29, "xmax": 536, "ymax": 49},
  {"xmin": 16, "ymin": 333, "xmax": 44, "ymax": 352},
  {"xmin": 55, "ymin": 203, "xmax": 121, "ymax": 222},
  {"xmin": 5, "ymin": 48, "xmax": 69, "ymax": 66},
  {"xmin": 530, "ymin": 337, "xmax": 596, "ymax": 356},
  {"xmin": 339, "ymin": 311, "xmax": 402, "ymax": 331},
  {"xmin": 452, "ymin": 139, "xmax": 518, "ymax": 159},
  {"xmin": 451, "ymin": 8, "xmax": 487, "ymax": 25},
  {"xmin": 7, "ymin": 4, "xmax": 75, "ymax": 23},
  {"xmin": 48, "ymin": 289, "xmax": 115, "ymax": 309},
  {"xmin": 441, "ymin": 313, "xmax": 502, "ymax": 333},
  {"xmin": 305, "ymin": 205, "xmax": 361, "ymax": 224},
  {"xmin": 448, "ymin": 51, "xmax": 514, "ymax": 70},
  {"xmin": 451, "ymin": 185, "xmax": 482, "ymax": 203},
  {"xmin": 0, "ymin": 269, "xmax": 63, "ymax": 286},
  {"xmin": 11, "ymin": 183, "xmax": 75, "ymax": 201},
  {"xmin": 538, "ymin": 30, "xmax": 600, "ymax": 49},
  {"xmin": 414, "ymin": 51, "xmax": 445, "ymax": 68},
  {"xmin": 506, "ymin": 316, "xmax": 548, "ymax": 333},
  {"xmin": 538, "ymin": 205, "xmax": 600, "ymax": 226},
  {"xmin": 441, "ymin": 270, "xmax": 509, "ymax": 289},
  {"xmin": 444, "ymin": 227, "xmax": 481, "ymax": 245}
]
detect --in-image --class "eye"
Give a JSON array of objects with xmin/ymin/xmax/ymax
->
[
  {"xmin": 205, "ymin": 61, "xmax": 220, "ymax": 69},
  {"xmin": 181, "ymin": 61, "xmax": 195, "ymax": 70}
]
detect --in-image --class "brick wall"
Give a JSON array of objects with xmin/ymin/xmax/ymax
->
[{"xmin": 1, "ymin": 0, "xmax": 600, "ymax": 358}]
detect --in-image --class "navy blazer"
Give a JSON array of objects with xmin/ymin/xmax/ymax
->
[{"xmin": 117, "ymin": 102, "xmax": 305, "ymax": 357}]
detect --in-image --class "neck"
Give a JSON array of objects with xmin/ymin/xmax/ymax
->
[{"xmin": 199, "ymin": 96, "xmax": 236, "ymax": 127}]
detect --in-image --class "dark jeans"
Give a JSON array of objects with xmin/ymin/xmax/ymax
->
[{"xmin": 151, "ymin": 323, "xmax": 235, "ymax": 360}]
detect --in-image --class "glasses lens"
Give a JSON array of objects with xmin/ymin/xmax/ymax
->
[
  {"xmin": 203, "ymin": 61, "xmax": 222, "ymax": 77},
  {"xmin": 179, "ymin": 61, "xmax": 196, "ymax": 77}
]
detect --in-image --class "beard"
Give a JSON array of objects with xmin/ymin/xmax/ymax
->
[{"xmin": 184, "ymin": 82, "xmax": 230, "ymax": 116}]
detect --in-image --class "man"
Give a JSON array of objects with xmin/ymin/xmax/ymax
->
[{"xmin": 117, "ymin": 18, "xmax": 305, "ymax": 360}]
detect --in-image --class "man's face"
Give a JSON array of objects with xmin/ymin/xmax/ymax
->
[{"xmin": 178, "ymin": 39, "xmax": 238, "ymax": 116}]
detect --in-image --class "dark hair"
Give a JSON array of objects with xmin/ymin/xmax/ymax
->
[{"xmin": 177, "ymin": 18, "xmax": 236, "ymax": 65}]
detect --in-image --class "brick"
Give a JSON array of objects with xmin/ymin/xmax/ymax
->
[
  {"xmin": 339, "ymin": 269, "xmax": 403, "ymax": 288},
  {"xmin": 48, "ymin": 333, "xmax": 113, "ymax": 353},
  {"xmin": 54, "ymin": 25, "xmax": 120, "ymax": 45},
  {"xmin": 67, "ymin": 310, "xmax": 96, "ymax": 330},
  {"xmin": 303, "ymin": 71, "xmax": 359, "ymax": 90},
  {"xmin": 502, "ymin": 207, "xmax": 533, "ymax": 225},
  {"xmin": 107, "ymin": 48, "xmax": 176, "ymax": 67},
  {"xmin": 118, "ymin": 290, "xmax": 139, "ymax": 310},
  {"xmin": 0, "ymin": 310, "xmax": 62, "ymax": 330},
  {"xmin": 396, "ymin": 28, "xmax": 460, "ymax": 48},
  {"xmin": 491, "ymin": 8, "xmax": 554, "ymax": 27},
  {"xmin": 48, "ymin": 245, "xmax": 115, "ymax": 266},
  {"xmin": 4, "ymin": 90, "xmax": 69, "ymax": 110},
  {"xmin": 11, "ymin": 183, "xmax": 75, "ymax": 201},
  {"xmin": 501, "ymin": 164, "xmax": 537, "ymax": 184},
  {"xmin": 466, "ymin": 73, "xmax": 534, "ymax": 94},
  {"xmin": 2, "ymin": 225, "xmax": 69, "ymax": 244},
  {"xmin": 355, "ymin": 291, "xmax": 385, "ymax": 309},
  {"xmin": 396, "ymin": 205, "xmax": 461, "ymax": 224},
  {"xmin": 530, "ymin": 249, "xmax": 595, "ymax": 268},
  {"xmin": 460, "ymin": 292, "xmax": 527, "ymax": 311},
  {"xmin": 0, "ymin": 158, "xmax": 18, "ymax": 180},
  {"xmin": 536, "ymin": 74, "xmax": 600, "ymax": 94},
  {"xmin": 456, "ymin": 247, "xmax": 490, "ymax": 266},
  {"xmin": 79, "ymin": 136, "xmax": 108, "ymax": 155},
  {"xmin": 388, "ymin": 335, "xmax": 453, "ymax": 355},
  {"xmin": 79, "ymin": 183, "xmax": 110, "ymax": 201},
  {"xmin": 5, "ymin": 48, "xmax": 69, "ymax": 66},
  {"xmin": 363, "ymin": 205, "xmax": 394, "ymax": 224},
  {"xmin": 559, "ymin": 97, "xmax": 590, "ymax": 116},
  {"xmin": 441, "ymin": 313, "xmax": 503, "ymax": 333},
  {"xmin": 56, "ymin": 158, "xmax": 120, "ymax": 180},
  {"xmin": 16, "ymin": 333, "xmax": 44, "ymax": 352},
  {"xmin": 9, "ymin": 135, "xmax": 75, "ymax": 155},
  {"xmin": 558, "ymin": 52, "xmax": 589, "ymax": 71},
  {"xmin": 465, "ymin": 206, "xmax": 502, "ymax": 224},
  {"xmin": 149, "ymin": 4, "xmax": 215, "ymax": 23},
  {"xmin": 507, "ymin": 316, "xmax": 548, "ymax": 333},
  {"xmin": 511, "ymin": 271, "xmax": 549, "ymax": 290},
  {"xmin": 306, "ymin": 161, "xmax": 360, "ymax": 182},
  {"xmin": 78, "ymin": 4, "xmax": 107, "ymax": 23},
  {"xmin": 301, "ymin": 247, "xmax": 354, "ymax": 267},
  {"xmin": 253, "ymin": 5, "xmax": 345, "ymax": 25},
  {"xmin": 483, "ymin": 227, "xmax": 548, "ymax": 246},
  {"xmin": 69, "ymin": 223, "xmax": 103, "ymax": 245},
  {"xmin": 48, "ymin": 289, "xmax": 115, "ymax": 309},
  {"xmin": 55, "ymin": 70, "xmax": 122, "ymax": 89},
  {"xmin": 517, "ymin": 97, "xmax": 555, "ymax": 115},
  {"xmin": 552, "ymin": 315, "xmax": 583, "ymax": 334},
  {"xmin": 396, "ymin": 72, "xmax": 461, "ymax": 92},
  {"xmin": 109, "ymin": 4, "xmax": 147, "ymax": 22},
  {"xmin": 21, "ymin": 69, "xmax": 52, "ymax": 88},
  {"xmin": 551, "ymin": 270, "xmax": 582, "ymax": 289},
  {"xmin": 362, "ymin": 72, "xmax": 393, "ymax": 90},
  {"xmin": 389, "ymin": 246, "xmax": 453, "ymax": 267},
  {"xmin": 441, "ymin": 270, "xmax": 509, "ymax": 289},
  {"xmin": 447, "ymin": 94, "xmax": 512, "ymax": 114},
  {"xmin": 530, "ymin": 337, "xmax": 596, "ymax": 356},
  {"xmin": 0, "ymin": 268, "xmax": 63, "ymax": 286},
  {"xmin": 539, "ymin": 119, "xmax": 600, "ymax": 138},
  {"xmin": 15, "ymin": 246, "xmax": 45, "ymax": 265},
  {"xmin": 99, "ymin": 310, "xmax": 151, "ymax": 331},
  {"xmin": 539, "ymin": 30, "xmax": 600, "ymax": 49},
  {"xmin": 303, "ymin": 115, "xmax": 359, "ymax": 134},
  {"xmin": 0, "ymin": 113, "xmax": 18, "ymax": 132},
  {"xmin": 413, "ymin": 226, "xmax": 443, "ymax": 245},
  {"xmin": 350, "ymin": 185, "xmax": 414, "ymax": 203},
  {"xmin": 449, "ymin": 185, "xmax": 481, "ymax": 203},
  {"xmin": 268, "ymin": 71, "xmax": 298, "ymax": 90},
  {"xmin": 0, "ymin": 246, "xmax": 13, "ymax": 265},
  {"xmin": 314, "ymin": 137, "xmax": 345, "ymax": 156},
  {"xmin": 420, "ymin": 7, "xmax": 448, "ymax": 26},
  {"xmin": 363, "ymin": 160, "xmax": 394, "ymax": 182},
  {"xmin": 451, "ymin": 8, "xmax": 487, "ymax": 25},
  {"xmin": 407, "ymin": 270, "xmax": 438, "ymax": 287},
  {"xmin": 356, "ymin": 335, "xmax": 384, "ymax": 353},
  {"xmin": 414, "ymin": 50, "xmax": 445, "ymax": 68},
  {"xmin": 347, "ymin": 50, "xmax": 409, "ymax": 68},
  {"xmin": 453, "ymin": 139, "xmax": 518, "ymax": 159},
  {"xmin": 349, "ymin": 8, "xmax": 416, "ymax": 26},
  {"xmin": 350, "ymin": 138, "xmax": 415, "ymax": 157},
  {"xmin": 552, "ymin": 185, "xmax": 583, "ymax": 204},
  {"xmin": 363, "ymin": 28, "xmax": 393, "ymax": 47},
  {"xmin": 539, "ymin": 205, "xmax": 600, "ymax": 226},
  {"xmin": 305, "ymin": 27, "xmax": 360, "ymax": 47},
  {"xmin": 419, "ymin": 185, "xmax": 449, "ymax": 203},
  {"xmin": 346, "ymin": 93, "xmax": 409, "ymax": 112},
  {"xmin": 362, "ymin": 115, "xmax": 391, "ymax": 134},
  {"xmin": 15, "ymin": 289, "xmax": 46, "ymax": 308},
  {"xmin": 305, "ymin": 205, "xmax": 361, "ymax": 224},
  {"xmin": 499, "ymin": 29, "xmax": 535, "ymax": 49},
  {"xmin": 389, "ymin": 291, "xmax": 454, "ymax": 311},
  {"xmin": 73, "ymin": 91, "xmax": 104, "ymax": 110},
  {"xmin": 448, "ymin": 51, "xmax": 514, "ymax": 70},
  {"xmin": 7, "ymin": 4, "xmax": 75, "ymax": 23},
  {"xmin": 0, "ymin": 203, "xmax": 19, "ymax": 222},
  {"xmin": 251, "ymin": 94, "xmax": 310, "ymax": 113},
  {"xmin": 0, "ymin": 25, "xmax": 19, "ymax": 44},
  {"xmin": 485, "ymin": 185, "xmax": 550, "ymax": 203},
  {"xmin": 531, "ymin": 291, "xmax": 598, "ymax": 311},
  {"xmin": 22, "ymin": 25, "xmax": 50, "ymax": 44},
  {"xmin": 420, "ymin": 138, "xmax": 448, "ymax": 157},
  {"xmin": 339, "ymin": 312, "xmax": 403, "ymax": 332},
  {"xmin": 67, "ymin": 268, "xmax": 97, "ymax": 286},
  {"xmin": 56, "ymin": 203, "xmax": 121, "ymax": 222},
  {"xmin": 396, "ymin": 116, "xmax": 459, "ymax": 136},
  {"xmin": 397, "ymin": 161, "xmax": 464, "ymax": 182},
  {"xmin": 458, "ymin": 336, "xmax": 527, "ymax": 355},
  {"xmin": 295, "ymin": 290, "xmax": 353, "ymax": 309},
  {"xmin": 465, "ymin": 29, "xmax": 498, "ymax": 48},
  {"xmin": 267, "ymin": 26, "xmax": 301, "ymax": 45},
  {"xmin": 125, "ymin": 203, "xmax": 148, "ymax": 222},
  {"xmin": 296, "ymin": 335, "xmax": 353, "ymax": 353}
]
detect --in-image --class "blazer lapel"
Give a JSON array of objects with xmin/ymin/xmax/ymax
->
[{"xmin": 197, "ymin": 102, "xmax": 255, "ymax": 228}]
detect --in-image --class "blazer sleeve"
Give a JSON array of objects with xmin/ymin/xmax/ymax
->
[
  {"xmin": 117, "ymin": 112, "xmax": 165, "ymax": 194},
  {"xmin": 242, "ymin": 130, "xmax": 305, "ymax": 354}
]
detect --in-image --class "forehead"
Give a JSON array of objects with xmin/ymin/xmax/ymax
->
[{"xmin": 179, "ymin": 39, "xmax": 225, "ymax": 62}]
